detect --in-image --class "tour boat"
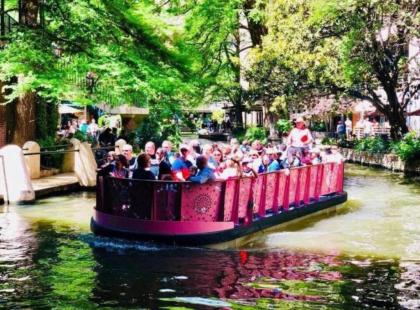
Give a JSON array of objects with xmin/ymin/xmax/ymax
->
[{"xmin": 91, "ymin": 162, "xmax": 347, "ymax": 245}]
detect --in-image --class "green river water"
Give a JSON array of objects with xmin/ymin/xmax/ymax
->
[{"xmin": 0, "ymin": 164, "xmax": 419, "ymax": 309}]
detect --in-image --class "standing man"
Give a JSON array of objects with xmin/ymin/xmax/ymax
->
[
  {"xmin": 162, "ymin": 140, "xmax": 175, "ymax": 164},
  {"xmin": 122, "ymin": 144, "xmax": 136, "ymax": 179},
  {"xmin": 286, "ymin": 116, "xmax": 313, "ymax": 156},
  {"xmin": 363, "ymin": 117, "xmax": 373, "ymax": 137},
  {"xmin": 345, "ymin": 118, "xmax": 352, "ymax": 140}
]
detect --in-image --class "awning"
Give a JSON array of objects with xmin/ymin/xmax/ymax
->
[
  {"xmin": 58, "ymin": 104, "xmax": 84, "ymax": 114},
  {"xmin": 96, "ymin": 103, "xmax": 149, "ymax": 116},
  {"xmin": 353, "ymin": 100, "xmax": 377, "ymax": 113}
]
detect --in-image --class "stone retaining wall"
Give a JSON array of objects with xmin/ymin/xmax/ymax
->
[{"xmin": 339, "ymin": 147, "xmax": 420, "ymax": 175}]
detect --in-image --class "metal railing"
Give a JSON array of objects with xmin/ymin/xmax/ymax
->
[
  {"xmin": 96, "ymin": 162, "xmax": 345, "ymax": 225},
  {"xmin": 0, "ymin": 9, "xmax": 18, "ymax": 38}
]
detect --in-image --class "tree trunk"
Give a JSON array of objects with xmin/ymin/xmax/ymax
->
[
  {"xmin": 11, "ymin": 92, "xmax": 37, "ymax": 146},
  {"xmin": 387, "ymin": 108, "xmax": 408, "ymax": 140},
  {"xmin": 234, "ymin": 98, "xmax": 243, "ymax": 129},
  {"xmin": 263, "ymin": 104, "xmax": 278, "ymax": 138}
]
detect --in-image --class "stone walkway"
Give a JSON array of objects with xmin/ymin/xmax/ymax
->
[{"xmin": 31, "ymin": 173, "xmax": 80, "ymax": 198}]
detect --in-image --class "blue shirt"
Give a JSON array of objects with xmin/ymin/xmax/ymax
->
[
  {"xmin": 189, "ymin": 167, "xmax": 216, "ymax": 184},
  {"xmin": 268, "ymin": 160, "xmax": 282, "ymax": 172},
  {"xmin": 172, "ymin": 158, "xmax": 192, "ymax": 171}
]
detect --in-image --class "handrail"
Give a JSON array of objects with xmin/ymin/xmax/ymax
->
[
  {"xmin": 23, "ymin": 149, "xmax": 79, "ymax": 156},
  {"xmin": 22, "ymin": 144, "xmax": 72, "ymax": 151}
]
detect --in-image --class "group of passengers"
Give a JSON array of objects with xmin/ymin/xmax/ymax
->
[{"xmin": 97, "ymin": 117, "xmax": 344, "ymax": 184}]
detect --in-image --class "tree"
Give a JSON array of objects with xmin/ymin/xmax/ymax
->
[
  {"xmin": 175, "ymin": 0, "xmax": 266, "ymax": 128},
  {"xmin": 0, "ymin": 0, "xmax": 202, "ymax": 144},
  {"xmin": 247, "ymin": 0, "xmax": 420, "ymax": 139}
]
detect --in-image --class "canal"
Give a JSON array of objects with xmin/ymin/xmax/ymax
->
[{"xmin": 0, "ymin": 164, "xmax": 419, "ymax": 309}]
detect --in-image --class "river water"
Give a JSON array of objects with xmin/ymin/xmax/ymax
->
[{"xmin": 0, "ymin": 164, "xmax": 419, "ymax": 309}]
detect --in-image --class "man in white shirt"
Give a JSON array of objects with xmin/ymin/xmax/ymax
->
[
  {"xmin": 286, "ymin": 117, "xmax": 313, "ymax": 156},
  {"xmin": 363, "ymin": 117, "xmax": 373, "ymax": 137},
  {"xmin": 345, "ymin": 118, "xmax": 352, "ymax": 139}
]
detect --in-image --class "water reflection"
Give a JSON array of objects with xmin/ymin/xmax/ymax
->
[{"xmin": 0, "ymin": 164, "xmax": 419, "ymax": 308}]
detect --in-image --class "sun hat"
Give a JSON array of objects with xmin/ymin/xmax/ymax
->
[
  {"xmin": 179, "ymin": 144, "xmax": 189, "ymax": 151},
  {"xmin": 296, "ymin": 116, "xmax": 305, "ymax": 123}
]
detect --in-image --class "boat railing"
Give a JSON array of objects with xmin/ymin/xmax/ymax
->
[{"xmin": 96, "ymin": 162, "xmax": 345, "ymax": 225}]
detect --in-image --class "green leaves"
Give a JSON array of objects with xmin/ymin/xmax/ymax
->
[{"xmin": 0, "ymin": 0, "xmax": 200, "ymax": 112}]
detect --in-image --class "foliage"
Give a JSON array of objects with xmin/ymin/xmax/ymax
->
[
  {"xmin": 232, "ymin": 127, "xmax": 246, "ymax": 142},
  {"xmin": 310, "ymin": 122, "xmax": 327, "ymax": 132},
  {"xmin": 276, "ymin": 119, "xmax": 293, "ymax": 135},
  {"xmin": 337, "ymin": 138, "xmax": 355, "ymax": 149},
  {"xmin": 392, "ymin": 132, "xmax": 420, "ymax": 161},
  {"xmin": 321, "ymin": 137, "xmax": 336, "ymax": 146},
  {"xmin": 247, "ymin": 0, "xmax": 419, "ymax": 139},
  {"xmin": 73, "ymin": 130, "xmax": 95, "ymax": 144},
  {"xmin": 0, "ymin": 0, "xmax": 202, "ymax": 115},
  {"xmin": 354, "ymin": 136, "xmax": 390, "ymax": 154},
  {"xmin": 135, "ymin": 109, "xmax": 181, "ymax": 149},
  {"xmin": 37, "ymin": 136, "xmax": 65, "ymax": 170},
  {"xmin": 36, "ymin": 97, "xmax": 59, "ymax": 140},
  {"xmin": 211, "ymin": 109, "xmax": 225, "ymax": 125},
  {"xmin": 245, "ymin": 126, "xmax": 268, "ymax": 144}
]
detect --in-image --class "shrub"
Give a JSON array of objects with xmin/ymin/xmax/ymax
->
[
  {"xmin": 321, "ymin": 137, "xmax": 336, "ymax": 145},
  {"xmin": 276, "ymin": 119, "xmax": 293, "ymax": 135},
  {"xmin": 232, "ymin": 127, "xmax": 246, "ymax": 142},
  {"xmin": 135, "ymin": 115, "xmax": 181, "ymax": 149},
  {"xmin": 37, "ymin": 136, "xmax": 65, "ymax": 170},
  {"xmin": 337, "ymin": 139, "xmax": 355, "ymax": 149},
  {"xmin": 245, "ymin": 126, "xmax": 268, "ymax": 144},
  {"xmin": 354, "ymin": 136, "xmax": 390, "ymax": 154},
  {"xmin": 310, "ymin": 122, "xmax": 327, "ymax": 132},
  {"xmin": 392, "ymin": 132, "xmax": 420, "ymax": 161}
]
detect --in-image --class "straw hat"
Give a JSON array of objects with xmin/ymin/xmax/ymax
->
[{"xmin": 295, "ymin": 116, "xmax": 305, "ymax": 123}]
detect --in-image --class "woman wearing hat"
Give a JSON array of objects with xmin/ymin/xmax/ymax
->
[{"xmin": 286, "ymin": 116, "xmax": 313, "ymax": 156}]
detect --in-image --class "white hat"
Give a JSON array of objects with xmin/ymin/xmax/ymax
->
[{"xmin": 296, "ymin": 116, "xmax": 305, "ymax": 123}]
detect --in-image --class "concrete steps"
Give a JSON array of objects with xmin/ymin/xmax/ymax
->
[{"xmin": 31, "ymin": 173, "xmax": 81, "ymax": 199}]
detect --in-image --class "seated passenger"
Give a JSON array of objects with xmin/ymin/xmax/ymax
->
[
  {"xmin": 97, "ymin": 151, "xmax": 115, "ymax": 177},
  {"xmin": 267, "ymin": 149, "xmax": 283, "ymax": 172},
  {"xmin": 258, "ymin": 155, "xmax": 271, "ymax": 173},
  {"xmin": 171, "ymin": 145, "xmax": 193, "ymax": 181},
  {"xmin": 241, "ymin": 158, "xmax": 258, "ymax": 177},
  {"xmin": 310, "ymin": 148, "xmax": 322, "ymax": 164},
  {"xmin": 132, "ymin": 153, "xmax": 156, "ymax": 180},
  {"xmin": 110, "ymin": 154, "xmax": 129, "ymax": 178},
  {"xmin": 217, "ymin": 157, "xmax": 242, "ymax": 180},
  {"xmin": 188, "ymin": 156, "xmax": 216, "ymax": 184},
  {"xmin": 300, "ymin": 149, "xmax": 312, "ymax": 165}
]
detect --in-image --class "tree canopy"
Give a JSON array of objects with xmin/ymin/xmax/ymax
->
[
  {"xmin": 246, "ymin": 0, "xmax": 420, "ymax": 138},
  {"xmin": 0, "ymin": 0, "xmax": 202, "ymax": 112},
  {"xmin": 1, "ymin": 0, "xmax": 419, "ymax": 139}
]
